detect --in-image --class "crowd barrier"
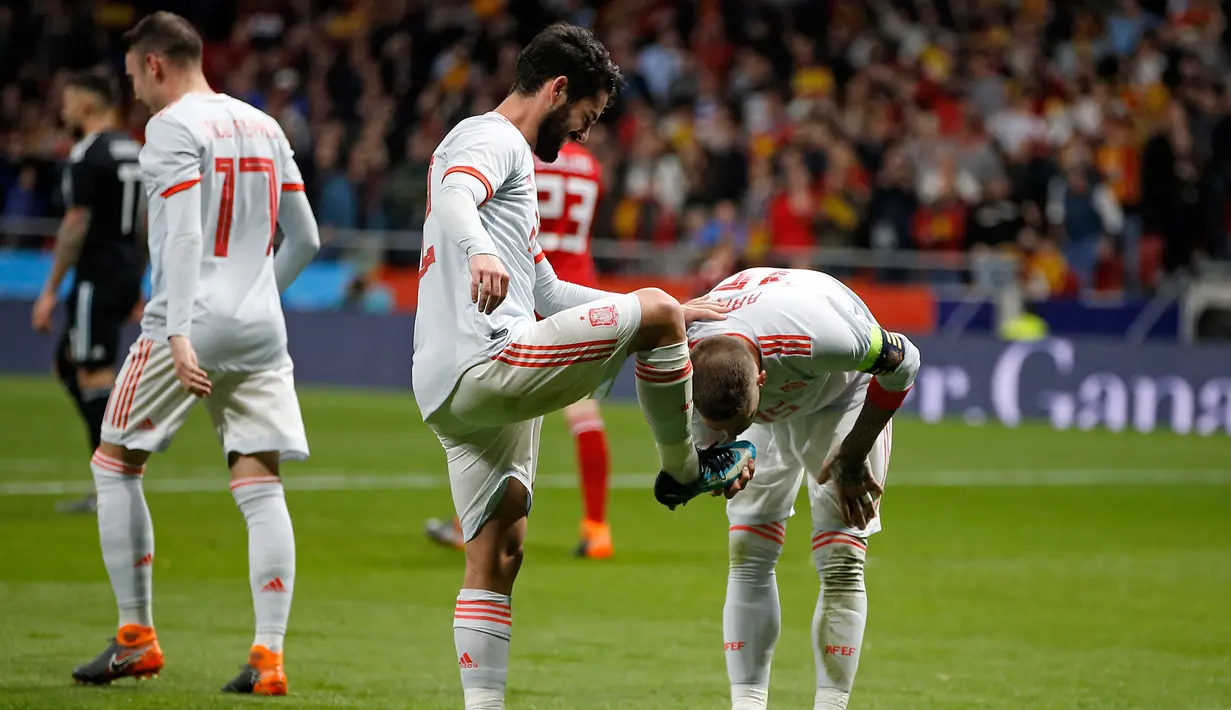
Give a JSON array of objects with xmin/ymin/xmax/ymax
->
[{"xmin": 2, "ymin": 301, "xmax": 1225, "ymax": 436}]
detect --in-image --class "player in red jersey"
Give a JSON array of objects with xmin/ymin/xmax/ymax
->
[{"xmin": 425, "ymin": 141, "xmax": 615, "ymax": 559}]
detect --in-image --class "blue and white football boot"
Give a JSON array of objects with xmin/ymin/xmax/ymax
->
[{"xmin": 654, "ymin": 441, "xmax": 756, "ymax": 510}]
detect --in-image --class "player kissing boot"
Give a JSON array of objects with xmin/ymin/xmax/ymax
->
[
  {"xmin": 72, "ymin": 623, "xmax": 163, "ymax": 684},
  {"xmin": 574, "ymin": 519, "xmax": 614, "ymax": 559},
  {"xmin": 222, "ymin": 645, "xmax": 287, "ymax": 695},
  {"xmin": 654, "ymin": 441, "xmax": 757, "ymax": 510}
]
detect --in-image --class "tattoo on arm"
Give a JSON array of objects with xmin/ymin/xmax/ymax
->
[{"xmin": 45, "ymin": 208, "xmax": 90, "ymax": 293}]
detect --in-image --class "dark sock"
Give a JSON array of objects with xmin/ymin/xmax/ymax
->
[{"xmin": 80, "ymin": 388, "xmax": 111, "ymax": 451}]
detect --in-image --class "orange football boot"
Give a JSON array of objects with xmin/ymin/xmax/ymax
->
[
  {"xmin": 72, "ymin": 623, "xmax": 163, "ymax": 684},
  {"xmin": 222, "ymin": 645, "xmax": 287, "ymax": 695},
  {"xmin": 575, "ymin": 519, "xmax": 614, "ymax": 559}
]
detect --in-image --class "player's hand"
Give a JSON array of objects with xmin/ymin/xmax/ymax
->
[
  {"xmin": 682, "ymin": 296, "xmax": 730, "ymax": 325},
  {"xmin": 711, "ymin": 457, "xmax": 755, "ymax": 499},
  {"xmin": 168, "ymin": 335, "xmax": 212, "ymax": 397},
  {"xmin": 31, "ymin": 291, "xmax": 56, "ymax": 333},
  {"xmin": 816, "ymin": 455, "xmax": 882, "ymax": 530},
  {"xmin": 469, "ymin": 254, "xmax": 509, "ymax": 315}
]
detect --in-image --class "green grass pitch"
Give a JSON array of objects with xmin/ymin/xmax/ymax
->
[{"xmin": 0, "ymin": 374, "xmax": 1228, "ymax": 709}]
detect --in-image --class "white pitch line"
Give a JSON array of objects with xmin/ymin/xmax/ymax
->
[{"xmin": 1, "ymin": 468, "xmax": 1230, "ymax": 497}]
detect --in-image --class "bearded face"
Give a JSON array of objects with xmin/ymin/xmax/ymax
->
[{"xmin": 533, "ymin": 101, "xmax": 573, "ymax": 162}]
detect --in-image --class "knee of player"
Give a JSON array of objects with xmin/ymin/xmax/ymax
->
[
  {"xmin": 728, "ymin": 525, "xmax": 785, "ymax": 572},
  {"xmin": 633, "ymin": 288, "xmax": 685, "ymax": 334},
  {"xmin": 813, "ymin": 538, "xmax": 867, "ymax": 592}
]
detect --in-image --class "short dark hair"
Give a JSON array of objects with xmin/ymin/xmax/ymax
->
[
  {"xmin": 690, "ymin": 337, "xmax": 757, "ymax": 422},
  {"xmin": 122, "ymin": 11, "xmax": 203, "ymax": 64},
  {"xmin": 66, "ymin": 69, "xmax": 120, "ymax": 108},
  {"xmin": 511, "ymin": 23, "xmax": 622, "ymax": 103}
]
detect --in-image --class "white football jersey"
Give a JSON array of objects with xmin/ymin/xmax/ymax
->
[
  {"xmin": 139, "ymin": 92, "xmax": 304, "ymax": 371},
  {"xmin": 413, "ymin": 112, "xmax": 544, "ymax": 418},
  {"xmin": 689, "ymin": 268, "xmax": 910, "ymax": 424}
]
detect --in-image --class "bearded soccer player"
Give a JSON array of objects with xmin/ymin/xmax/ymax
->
[
  {"xmin": 412, "ymin": 23, "xmax": 755, "ymax": 710},
  {"xmin": 686, "ymin": 268, "xmax": 920, "ymax": 710},
  {"xmin": 70, "ymin": 12, "xmax": 321, "ymax": 695},
  {"xmin": 425, "ymin": 140, "xmax": 615, "ymax": 558},
  {"xmin": 32, "ymin": 70, "xmax": 145, "ymax": 514}
]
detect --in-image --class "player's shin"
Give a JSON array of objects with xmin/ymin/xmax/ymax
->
[
  {"xmin": 90, "ymin": 451, "xmax": 153, "ymax": 628},
  {"xmin": 231, "ymin": 475, "xmax": 295, "ymax": 653},
  {"xmin": 810, "ymin": 534, "xmax": 869, "ymax": 710},
  {"xmin": 454, "ymin": 590, "xmax": 512, "ymax": 710},
  {"xmin": 634, "ymin": 342, "xmax": 699, "ymax": 482},
  {"xmin": 725, "ymin": 522, "xmax": 787, "ymax": 710},
  {"xmin": 566, "ymin": 404, "xmax": 609, "ymax": 525}
]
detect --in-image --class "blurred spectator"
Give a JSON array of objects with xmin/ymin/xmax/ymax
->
[{"xmin": 2, "ymin": 0, "xmax": 1230, "ymax": 304}]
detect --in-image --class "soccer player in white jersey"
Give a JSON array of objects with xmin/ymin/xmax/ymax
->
[
  {"xmin": 686, "ymin": 268, "xmax": 921, "ymax": 710},
  {"xmin": 413, "ymin": 23, "xmax": 755, "ymax": 710},
  {"xmin": 70, "ymin": 12, "xmax": 321, "ymax": 696}
]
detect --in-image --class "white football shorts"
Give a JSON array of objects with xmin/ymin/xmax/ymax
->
[
  {"xmin": 727, "ymin": 403, "xmax": 893, "ymax": 539},
  {"xmin": 428, "ymin": 294, "xmax": 642, "ymax": 541},
  {"xmin": 100, "ymin": 336, "xmax": 309, "ymax": 461}
]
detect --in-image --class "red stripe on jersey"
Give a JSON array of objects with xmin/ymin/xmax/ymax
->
[
  {"xmin": 504, "ymin": 339, "xmax": 619, "ymax": 352},
  {"xmin": 534, "ymin": 250, "xmax": 546, "ymax": 263},
  {"xmin": 282, "ymin": 182, "xmax": 305, "ymax": 191},
  {"xmin": 494, "ymin": 351, "xmax": 614, "ymax": 368},
  {"xmin": 443, "ymin": 166, "xmax": 493, "ymax": 205},
  {"xmin": 160, "ymin": 177, "xmax": 201, "ymax": 198},
  {"xmin": 503, "ymin": 344, "xmax": 616, "ymax": 360}
]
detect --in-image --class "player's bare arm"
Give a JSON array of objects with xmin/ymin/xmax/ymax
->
[
  {"xmin": 819, "ymin": 328, "xmax": 920, "ymax": 529},
  {"xmin": 32, "ymin": 207, "xmax": 90, "ymax": 333}
]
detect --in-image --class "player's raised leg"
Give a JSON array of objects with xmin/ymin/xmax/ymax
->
[
  {"xmin": 565, "ymin": 398, "xmax": 612, "ymax": 558},
  {"xmin": 629, "ymin": 288, "xmax": 700, "ymax": 482}
]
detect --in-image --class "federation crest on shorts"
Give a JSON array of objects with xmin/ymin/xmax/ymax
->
[{"xmin": 588, "ymin": 305, "xmax": 618, "ymax": 328}]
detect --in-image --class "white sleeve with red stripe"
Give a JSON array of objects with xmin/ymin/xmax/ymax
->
[
  {"xmin": 531, "ymin": 253, "xmax": 615, "ymax": 317},
  {"xmin": 141, "ymin": 116, "xmax": 206, "ymax": 338},
  {"xmin": 433, "ymin": 122, "xmax": 517, "ymax": 258},
  {"xmin": 279, "ymin": 134, "xmax": 305, "ymax": 193},
  {"xmin": 140, "ymin": 115, "xmax": 201, "ymax": 199}
]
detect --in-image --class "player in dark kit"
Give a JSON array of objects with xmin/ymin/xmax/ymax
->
[{"xmin": 31, "ymin": 70, "xmax": 146, "ymax": 513}]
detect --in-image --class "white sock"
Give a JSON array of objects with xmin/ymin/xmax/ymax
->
[
  {"xmin": 232, "ymin": 476, "xmax": 296, "ymax": 653},
  {"xmin": 454, "ymin": 589, "xmax": 512, "ymax": 710},
  {"xmin": 811, "ymin": 532, "xmax": 869, "ymax": 710},
  {"xmin": 635, "ymin": 342, "xmax": 699, "ymax": 482},
  {"xmin": 726, "ymin": 522, "xmax": 786, "ymax": 710},
  {"xmin": 91, "ymin": 451, "xmax": 153, "ymax": 628}
]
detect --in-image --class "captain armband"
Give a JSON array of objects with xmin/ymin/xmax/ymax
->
[
  {"xmin": 858, "ymin": 326, "xmax": 912, "ymax": 409},
  {"xmin": 857, "ymin": 326, "xmax": 905, "ymax": 376}
]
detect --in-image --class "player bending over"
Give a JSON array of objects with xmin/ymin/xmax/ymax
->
[
  {"xmin": 686, "ymin": 268, "xmax": 920, "ymax": 710},
  {"xmin": 32, "ymin": 70, "xmax": 146, "ymax": 514},
  {"xmin": 71, "ymin": 12, "xmax": 320, "ymax": 696},
  {"xmin": 413, "ymin": 23, "xmax": 755, "ymax": 710},
  {"xmin": 425, "ymin": 140, "xmax": 617, "ymax": 559}
]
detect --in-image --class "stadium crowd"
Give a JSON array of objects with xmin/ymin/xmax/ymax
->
[{"xmin": 2, "ymin": 0, "xmax": 1231, "ymax": 300}]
